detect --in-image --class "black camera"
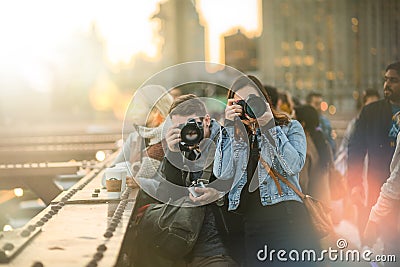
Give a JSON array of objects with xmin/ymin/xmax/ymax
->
[
  {"xmin": 179, "ymin": 118, "xmax": 204, "ymax": 148},
  {"xmin": 236, "ymin": 94, "xmax": 267, "ymax": 120}
]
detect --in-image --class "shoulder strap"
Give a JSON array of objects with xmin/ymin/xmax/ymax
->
[{"xmin": 259, "ymin": 156, "xmax": 306, "ymax": 199}]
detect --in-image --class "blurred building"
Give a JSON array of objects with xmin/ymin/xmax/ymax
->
[
  {"xmin": 225, "ymin": 29, "xmax": 259, "ymax": 72},
  {"xmin": 153, "ymin": 0, "xmax": 205, "ymax": 67},
  {"xmin": 256, "ymin": 0, "xmax": 400, "ymax": 112},
  {"xmin": 51, "ymin": 24, "xmax": 108, "ymax": 118}
]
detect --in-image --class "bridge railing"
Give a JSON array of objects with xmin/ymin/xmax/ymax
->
[{"xmin": 0, "ymin": 150, "xmax": 139, "ymax": 267}]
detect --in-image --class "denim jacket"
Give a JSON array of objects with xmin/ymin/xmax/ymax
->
[{"xmin": 213, "ymin": 119, "xmax": 306, "ymax": 211}]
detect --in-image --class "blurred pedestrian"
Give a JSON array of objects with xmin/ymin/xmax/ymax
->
[
  {"xmin": 306, "ymin": 92, "xmax": 336, "ymax": 156},
  {"xmin": 335, "ymin": 89, "xmax": 380, "ymax": 176},
  {"xmin": 364, "ymin": 112, "xmax": 400, "ymax": 267},
  {"xmin": 348, "ymin": 61, "xmax": 400, "ymax": 243},
  {"xmin": 277, "ymin": 90, "xmax": 295, "ymax": 117},
  {"xmin": 295, "ymin": 105, "xmax": 332, "ymax": 206}
]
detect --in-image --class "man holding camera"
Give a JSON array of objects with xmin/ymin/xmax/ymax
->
[{"xmin": 155, "ymin": 94, "xmax": 239, "ymax": 267}]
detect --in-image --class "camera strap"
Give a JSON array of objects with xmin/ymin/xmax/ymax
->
[
  {"xmin": 182, "ymin": 148, "xmax": 214, "ymax": 186},
  {"xmin": 200, "ymin": 128, "xmax": 220, "ymax": 184},
  {"xmin": 259, "ymin": 156, "xmax": 284, "ymax": 196},
  {"xmin": 182, "ymin": 128, "xmax": 220, "ymax": 186}
]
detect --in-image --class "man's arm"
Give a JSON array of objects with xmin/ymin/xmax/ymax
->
[{"xmin": 364, "ymin": 134, "xmax": 400, "ymax": 245}]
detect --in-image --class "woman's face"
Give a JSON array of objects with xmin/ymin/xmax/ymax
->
[
  {"xmin": 233, "ymin": 85, "xmax": 261, "ymax": 101},
  {"xmin": 145, "ymin": 108, "xmax": 164, "ymax": 127}
]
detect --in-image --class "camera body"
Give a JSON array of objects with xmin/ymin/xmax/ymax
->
[
  {"xmin": 236, "ymin": 94, "xmax": 267, "ymax": 120},
  {"xmin": 188, "ymin": 180, "xmax": 206, "ymax": 197},
  {"xmin": 179, "ymin": 118, "xmax": 204, "ymax": 149}
]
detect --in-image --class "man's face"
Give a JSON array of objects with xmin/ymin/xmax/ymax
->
[
  {"xmin": 384, "ymin": 69, "xmax": 400, "ymax": 104},
  {"xmin": 309, "ymin": 96, "xmax": 323, "ymax": 112}
]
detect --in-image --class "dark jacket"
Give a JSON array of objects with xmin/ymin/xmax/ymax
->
[
  {"xmin": 348, "ymin": 99, "xmax": 395, "ymax": 206},
  {"xmin": 157, "ymin": 154, "xmax": 243, "ymax": 264}
]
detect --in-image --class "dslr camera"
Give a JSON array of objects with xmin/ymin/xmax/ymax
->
[
  {"xmin": 179, "ymin": 118, "xmax": 204, "ymax": 150},
  {"xmin": 236, "ymin": 94, "xmax": 267, "ymax": 120}
]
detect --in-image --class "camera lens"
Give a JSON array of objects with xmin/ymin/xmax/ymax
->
[
  {"xmin": 180, "ymin": 119, "xmax": 204, "ymax": 146},
  {"xmin": 245, "ymin": 94, "xmax": 267, "ymax": 118}
]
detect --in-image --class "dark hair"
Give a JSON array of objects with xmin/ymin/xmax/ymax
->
[
  {"xmin": 263, "ymin": 85, "xmax": 278, "ymax": 108},
  {"xmin": 306, "ymin": 92, "xmax": 322, "ymax": 104},
  {"xmin": 386, "ymin": 61, "xmax": 400, "ymax": 76},
  {"xmin": 356, "ymin": 89, "xmax": 380, "ymax": 110},
  {"xmin": 362, "ymin": 89, "xmax": 380, "ymax": 105},
  {"xmin": 295, "ymin": 105, "xmax": 331, "ymax": 169},
  {"xmin": 227, "ymin": 75, "xmax": 289, "ymax": 126},
  {"xmin": 169, "ymin": 94, "xmax": 207, "ymax": 117}
]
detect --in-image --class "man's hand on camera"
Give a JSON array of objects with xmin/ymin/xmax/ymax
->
[
  {"xmin": 225, "ymin": 99, "xmax": 243, "ymax": 121},
  {"xmin": 189, "ymin": 187, "xmax": 220, "ymax": 204},
  {"xmin": 166, "ymin": 125, "xmax": 181, "ymax": 152}
]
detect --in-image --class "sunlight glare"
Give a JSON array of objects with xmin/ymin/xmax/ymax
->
[
  {"xmin": 0, "ymin": 0, "xmax": 163, "ymax": 92},
  {"xmin": 197, "ymin": 0, "xmax": 262, "ymax": 65}
]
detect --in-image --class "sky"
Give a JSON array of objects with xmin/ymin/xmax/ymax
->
[{"xmin": 0, "ymin": 0, "xmax": 261, "ymax": 92}]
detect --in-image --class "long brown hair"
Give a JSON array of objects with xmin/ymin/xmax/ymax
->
[{"xmin": 227, "ymin": 75, "xmax": 290, "ymax": 126}]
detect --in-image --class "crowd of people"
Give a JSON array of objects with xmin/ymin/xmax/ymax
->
[{"xmin": 113, "ymin": 61, "xmax": 400, "ymax": 267}]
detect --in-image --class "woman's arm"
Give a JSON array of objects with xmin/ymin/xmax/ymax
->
[{"xmin": 259, "ymin": 120, "xmax": 306, "ymax": 176}]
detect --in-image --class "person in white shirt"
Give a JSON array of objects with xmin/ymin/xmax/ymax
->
[{"xmin": 364, "ymin": 112, "xmax": 400, "ymax": 267}]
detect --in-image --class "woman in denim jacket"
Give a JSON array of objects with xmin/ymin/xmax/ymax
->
[{"xmin": 214, "ymin": 75, "xmax": 321, "ymax": 267}]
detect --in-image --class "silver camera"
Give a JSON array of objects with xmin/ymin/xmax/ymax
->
[{"xmin": 188, "ymin": 180, "xmax": 206, "ymax": 198}]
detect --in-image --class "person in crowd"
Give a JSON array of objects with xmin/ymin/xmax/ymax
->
[
  {"xmin": 348, "ymin": 62, "xmax": 400, "ymax": 235},
  {"xmin": 364, "ymin": 112, "xmax": 400, "ymax": 267},
  {"xmin": 295, "ymin": 105, "xmax": 332, "ymax": 205},
  {"xmin": 134, "ymin": 94, "xmax": 239, "ymax": 267},
  {"xmin": 334, "ymin": 89, "xmax": 380, "ymax": 176},
  {"xmin": 214, "ymin": 75, "xmax": 321, "ymax": 267},
  {"xmin": 334, "ymin": 89, "xmax": 379, "ymax": 223},
  {"xmin": 277, "ymin": 90, "xmax": 295, "ymax": 118},
  {"xmin": 306, "ymin": 92, "xmax": 336, "ymax": 155},
  {"xmin": 110, "ymin": 85, "xmax": 173, "ymax": 189}
]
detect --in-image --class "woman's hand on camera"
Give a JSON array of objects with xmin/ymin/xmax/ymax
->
[
  {"xmin": 166, "ymin": 125, "xmax": 181, "ymax": 152},
  {"xmin": 189, "ymin": 187, "xmax": 220, "ymax": 204},
  {"xmin": 225, "ymin": 99, "xmax": 242, "ymax": 121}
]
